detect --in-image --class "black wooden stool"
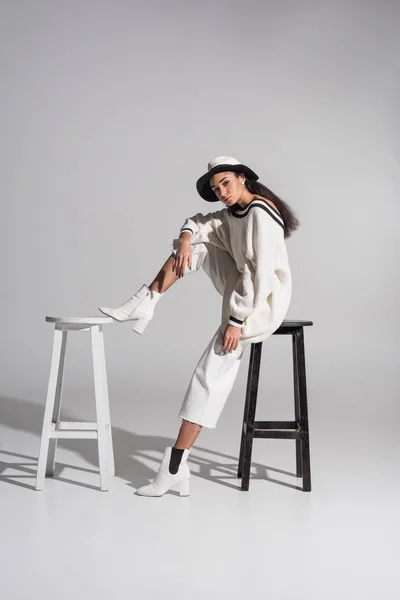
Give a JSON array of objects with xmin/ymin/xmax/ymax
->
[{"xmin": 238, "ymin": 320, "xmax": 313, "ymax": 492}]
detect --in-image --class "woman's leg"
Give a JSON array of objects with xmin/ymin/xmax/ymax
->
[
  {"xmin": 148, "ymin": 252, "xmax": 179, "ymax": 294},
  {"xmin": 174, "ymin": 419, "xmax": 203, "ymax": 449},
  {"xmin": 135, "ymin": 246, "xmax": 242, "ymax": 496},
  {"xmin": 149, "ymin": 236, "xmax": 215, "ymax": 294},
  {"xmin": 150, "ymin": 247, "xmax": 206, "ymax": 448},
  {"xmin": 99, "ymin": 252, "xmax": 179, "ymax": 321},
  {"xmin": 178, "ymin": 326, "xmax": 246, "ymax": 429}
]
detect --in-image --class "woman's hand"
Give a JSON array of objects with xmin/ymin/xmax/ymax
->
[
  {"xmin": 172, "ymin": 238, "xmax": 192, "ymax": 278},
  {"xmin": 222, "ymin": 324, "xmax": 242, "ymax": 353}
]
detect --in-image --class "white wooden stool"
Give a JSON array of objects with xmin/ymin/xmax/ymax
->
[{"xmin": 36, "ymin": 316, "xmax": 115, "ymax": 491}]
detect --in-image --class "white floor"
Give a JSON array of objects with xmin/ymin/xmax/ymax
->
[{"xmin": 0, "ymin": 394, "xmax": 398, "ymax": 600}]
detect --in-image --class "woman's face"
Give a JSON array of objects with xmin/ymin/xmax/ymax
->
[{"xmin": 209, "ymin": 171, "xmax": 245, "ymax": 207}]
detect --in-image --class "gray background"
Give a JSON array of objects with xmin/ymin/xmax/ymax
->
[
  {"xmin": 1, "ymin": 0, "xmax": 399, "ymax": 435},
  {"xmin": 1, "ymin": 2, "xmax": 399, "ymax": 598}
]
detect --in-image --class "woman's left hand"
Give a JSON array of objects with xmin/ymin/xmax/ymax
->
[{"xmin": 222, "ymin": 324, "xmax": 242, "ymax": 353}]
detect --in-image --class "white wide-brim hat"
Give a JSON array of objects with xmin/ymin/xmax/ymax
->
[{"xmin": 196, "ymin": 156, "xmax": 259, "ymax": 202}]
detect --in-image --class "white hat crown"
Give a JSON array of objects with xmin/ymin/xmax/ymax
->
[
  {"xmin": 207, "ymin": 156, "xmax": 241, "ymax": 171},
  {"xmin": 197, "ymin": 156, "xmax": 258, "ymax": 202}
]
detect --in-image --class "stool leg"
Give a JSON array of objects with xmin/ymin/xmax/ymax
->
[
  {"xmin": 36, "ymin": 326, "xmax": 66, "ymax": 490},
  {"xmin": 241, "ymin": 342, "xmax": 262, "ymax": 491},
  {"xmin": 238, "ymin": 345, "xmax": 255, "ymax": 478},
  {"xmin": 91, "ymin": 325, "xmax": 109, "ymax": 491},
  {"xmin": 46, "ymin": 328, "xmax": 68, "ymax": 477},
  {"xmin": 296, "ymin": 328, "xmax": 311, "ymax": 492},
  {"xmin": 292, "ymin": 332, "xmax": 303, "ymax": 478},
  {"xmin": 97, "ymin": 325, "xmax": 115, "ymax": 476}
]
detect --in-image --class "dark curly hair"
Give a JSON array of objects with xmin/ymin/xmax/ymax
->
[{"xmin": 235, "ymin": 174, "xmax": 300, "ymax": 239}]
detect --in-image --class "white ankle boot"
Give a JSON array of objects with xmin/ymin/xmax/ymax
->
[
  {"xmin": 98, "ymin": 284, "xmax": 162, "ymax": 334},
  {"xmin": 136, "ymin": 446, "xmax": 191, "ymax": 497}
]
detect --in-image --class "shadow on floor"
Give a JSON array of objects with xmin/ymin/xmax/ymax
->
[{"xmin": 0, "ymin": 395, "xmax": 302, "ymax": 492}]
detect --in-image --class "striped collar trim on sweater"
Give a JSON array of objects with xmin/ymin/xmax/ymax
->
[{"xmin": 230, "ymin": 199, "xmax": 284, "ymax": 230}]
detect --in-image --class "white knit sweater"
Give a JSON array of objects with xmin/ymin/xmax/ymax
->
[{"xmin": 179, "ymin": 198, "xmax": 292, "ymax": 341}]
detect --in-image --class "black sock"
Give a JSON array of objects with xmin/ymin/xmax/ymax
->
[{"xmin": 169, "ymin": 447, "xmax": 185, "ymax": 474}]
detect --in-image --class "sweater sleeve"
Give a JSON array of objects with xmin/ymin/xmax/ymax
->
[
  {"xmin": 179, "ymin": 209, "xmax": 227, "ymax": 246},
  {"xmin": 228, "ymin": 207, "xmax": 281, "ymax": 328}
]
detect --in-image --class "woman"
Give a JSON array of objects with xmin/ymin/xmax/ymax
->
[{"xmin": 99, "ymin": 156, "xmax": 300, "ymax": 497}]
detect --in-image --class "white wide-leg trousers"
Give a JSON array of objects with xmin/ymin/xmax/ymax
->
[{"xmin": 172, "ymin": 240, "xmax": 251, "ymax": 429}]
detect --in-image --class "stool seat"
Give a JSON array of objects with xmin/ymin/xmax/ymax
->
[
  {"xmin": 45, "ymin": 316, "xmax": 113, "ymax": 325},
  {"xmin": 277, "ymin": 319, "xmax": 313, "ymax": 329}
]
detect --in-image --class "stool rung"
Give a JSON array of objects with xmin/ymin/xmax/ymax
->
[
  {"xmin": 253, "ymin": 429, "xmax": 299, "ymax": 439},
  {"xmin": 50, "ymin": 430, "xmax": 98, "ymax": 439},
  {"xmin": 53, "ymin": 421, "xmax": 98, "ymax": 430},
  {"xmin": 50, "ymin": 422, "xmax": 99, "ymax": 439},
  {"xmin": 254, "ymin": 420, "xmax": 298, "ymax": 430},
  {"xmin": 253, "ymin": 421, "xmax": 300, "ymax": 439}
]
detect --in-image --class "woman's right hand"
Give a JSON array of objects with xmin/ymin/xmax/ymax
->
[{"xmin": 173, "ymin": 237, "xmax": 192, "ymax": 278}]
